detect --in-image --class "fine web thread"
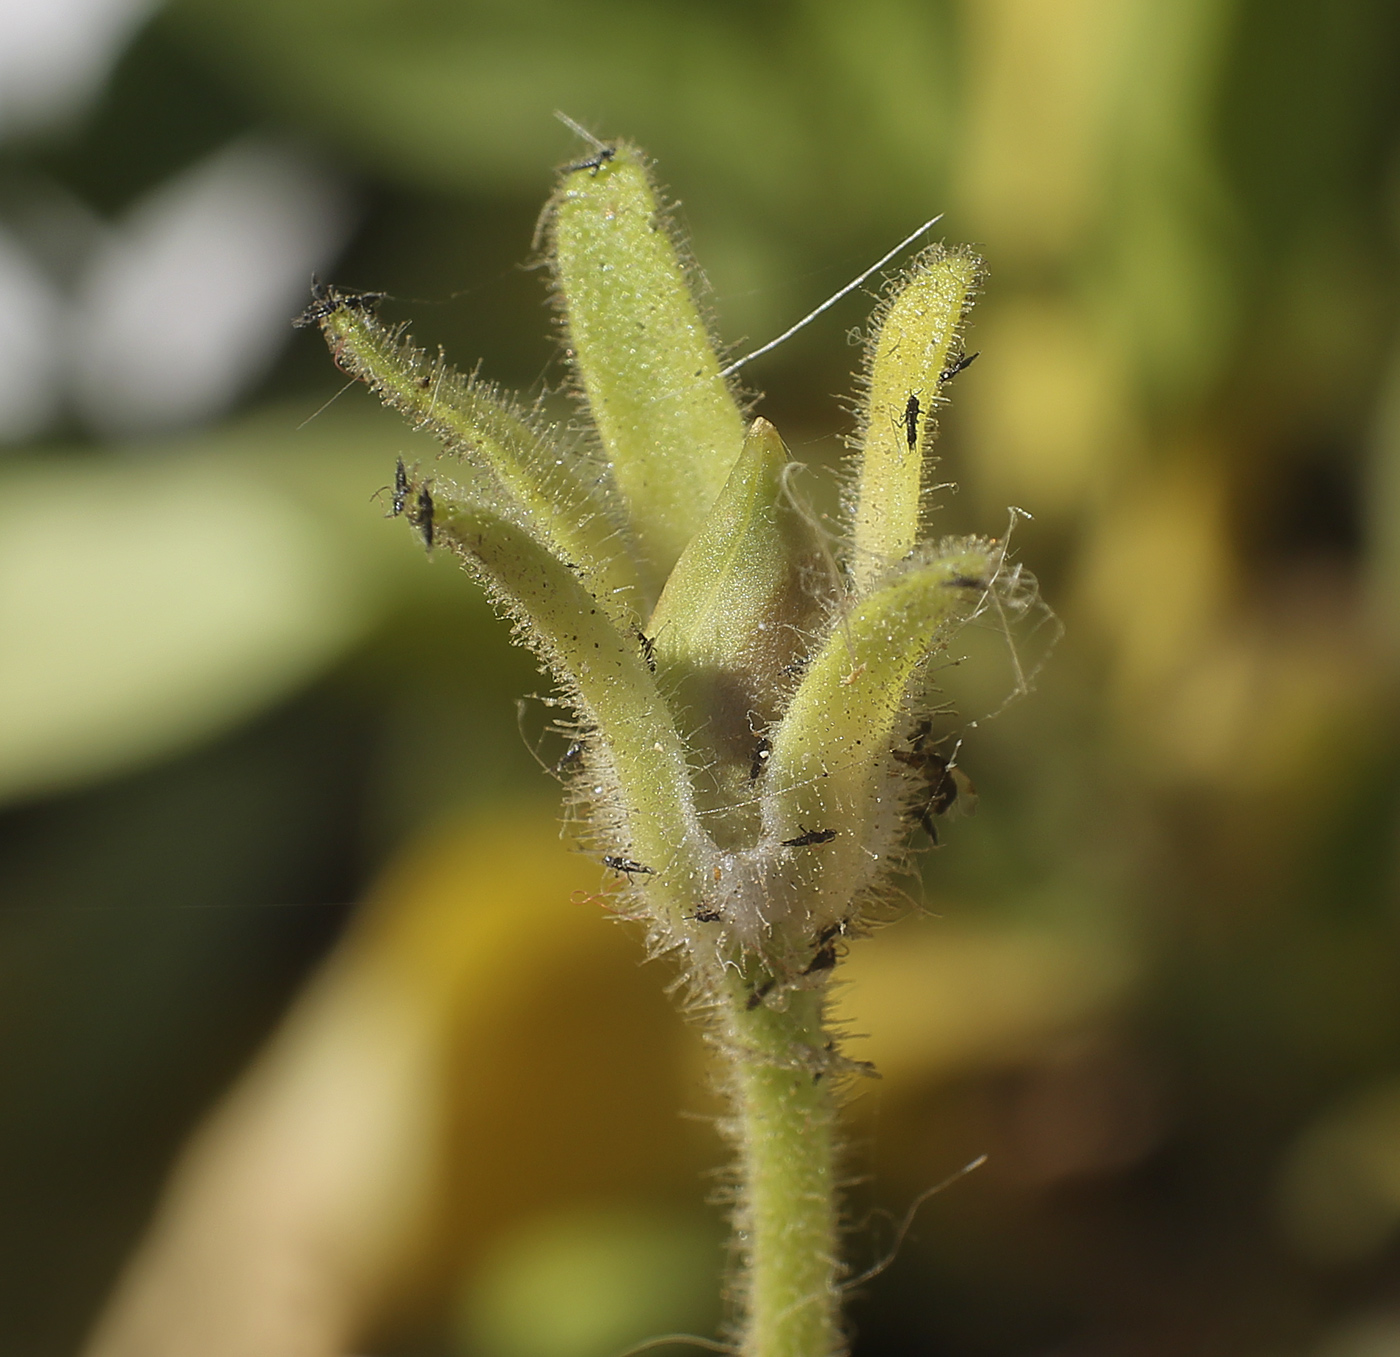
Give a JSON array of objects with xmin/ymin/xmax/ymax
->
[{"xmin": 719, "ymin": 215, "xmax": 945, "ymax": 377}]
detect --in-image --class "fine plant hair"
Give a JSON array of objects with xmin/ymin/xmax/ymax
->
[{"xmin": 300, "ymin": 130, "xmax": 1043, "ymax": 1357}]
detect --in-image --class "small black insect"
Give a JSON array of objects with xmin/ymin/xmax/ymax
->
[
  {"xmin": 903, "ymin": 393, "xmax": 921, "ymax": 450},
  {"xmin": 693, "ymin": 904, "xmax": 723, "ymax": 924},
  {"xmin": 746, "ymin": 977, "xmax": 777, "ymax": 1010},
  {"xmin": 781, "ymin": 827, "xmax": 837, "ymax": 848},
  {"xmin": 635, "ymin": 628, "xmax": 657, "ymax": 672},
  {"xmin": 555, "ymin": 740, "xmax": 585, "ymax": 774},
  {"xmin": 603, "ymin": 854, "xmax": 654, "ymax": 881},
  {"xmin": 940, "ymin": 350, "xmax": 979, "ymax": 383},
  {"xmin": 893, "ymin": 722, "xmax": 976, "ymax": 845},
  {"xmin": 568, "ymin": 145, "xmax": 617, "ymax": 176},
  {"xmin": 802, "ymin": 920, "xmax": 848, "ymax": 975},
  {"xmin": 408, "ymin": 483, "xmax": 434, "ymax": 549},
  {"xmin": 293, "ymin": 277, "xmax": 385, "ymax": 329},
  {"xmin": 749, "ymin": 736, "xmax": 772, "ymax": 781},
  {"xmin": 390, "ymin": 457, "xmax": 409, "ymax": 517},
  {"xmin": 945, "ymin": 574, "xmax": 988, "ymax": 590}
]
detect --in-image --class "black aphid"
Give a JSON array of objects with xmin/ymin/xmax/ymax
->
[
  {"xmin": 893, "ymin": 720, "xmax": 975, "ymax": 845},
  {"xmin": 635, "ymin": 628, "xmax": 657, "ymax": 672},
  {"xmin": 781, "ymin": 827, "xmax": 837, "ymax": 848},
  {"xmin": 749, "ymin": 736, "xmax": 772, "ymax": 781},
  {"xmin": 903, "ymin": 393, "xmax": 920, "ymax": 450},
  {"xmin": 390, "ymin": 457, "xmax": 409, "ymax": 517},
  {"xmin": 568, "ymin": 146, "xmax": 617, "ymax": 176},
  {"xmin": 409, "ymin": 484, "xmax": 434, "ymax": 549},
  {"xmin": 746, "ymin": 977, "xmax": 777, "ymax": 1011},
  {"xmin": 603, "ymin": 854, "xmax": 654, "ymax": 881},
  {"xmin": 293, "ymin": 278, "xmax": 386, "ymax": 329},
  {"xmin": 555, "ymin": 740, "xmax": 584, "ymax": 774},
  {"xmin": 801, "ymin": 922, "xmax": 848, "ymax": 976},
  {"xmin": 940, "ymin": 350, "xmax": 979, "ymax": 383}
]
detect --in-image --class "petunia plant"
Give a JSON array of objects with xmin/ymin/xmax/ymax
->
[{"xmin": 299, "ymin": 133, "xmax": 1035, "ymax": 1357}]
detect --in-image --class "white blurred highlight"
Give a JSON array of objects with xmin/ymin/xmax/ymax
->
[
  {"xmin": 73, "ymin": 141, "xmax": 354, "ymax": 437},
  {"xmin": 0, "ymin": 0, "xmax": 155, "ymax": 132},
  {"xmin": 0, "ymin": 225, "xmax": 63, "ymax": 439}
]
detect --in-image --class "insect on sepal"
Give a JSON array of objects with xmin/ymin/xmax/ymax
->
[
  {"xmin": 304, "ymin": 282, "xmax": 643, "ymax": 623},
  {"xmin": 850, "ymin": 246, "xmax": 983, "ymax": 594},
  {"xmin": 546, "ymin": 142, "xmax": 747, "ymax": 586},
  {"xmin": 758, "ymin": 539, "xmax": 997, "ymax": 930}
]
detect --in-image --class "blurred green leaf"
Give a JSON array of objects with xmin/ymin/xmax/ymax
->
[
  {"xmin": 458, "ymin": 1206, "xmax": 720, "ymax": 1357},
  {"xmin": 0, "ymin": 405, "xmax": 444, "ymax": 806}
]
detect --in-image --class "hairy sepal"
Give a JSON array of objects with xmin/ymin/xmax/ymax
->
[
  {"xmin": 547, "ymin": 145, "xmax": 747, "ymax": 586},
  {"xmin": 649, "ymin": 417, "xmax": 837, "ymax": 843},
  {"xmin": 850, "ymin": 247, "xmax": 982, "ymax": 594},
  {"xmin": 318, "ymin": 301, "xmax": 643, "ymax": 624},
  {"xmin": 735, "ymin": 539, "xmax": 997, "ymax": 954},
  {"xmin": 428, "ymin": 486, "xmax": 712, "ymax": 928}
]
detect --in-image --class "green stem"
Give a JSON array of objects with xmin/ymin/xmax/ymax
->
[{"xmin": 722, "ymin": 978, "xmax": 842, "ymax": 1357}]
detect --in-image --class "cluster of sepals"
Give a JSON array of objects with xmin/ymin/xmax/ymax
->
[
  {"xmin": 302, "ymin": 136, "xmax": 1036, "ymax": 1355},
  {"xmin": 301, "ymin": 141, "xmax": 1021, "ymax": 987}
]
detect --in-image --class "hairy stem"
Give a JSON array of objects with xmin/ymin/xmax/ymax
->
[{"xmin": 720, "ymin": 977, "xmax": 841, "ymax": 1357}]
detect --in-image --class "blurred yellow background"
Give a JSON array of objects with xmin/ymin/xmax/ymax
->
[{"xmin": 2, "ymin": 2, "xmax": 1399, "ymax": 1354}]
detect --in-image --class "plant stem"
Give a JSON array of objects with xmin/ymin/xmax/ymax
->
[{"xmin": 722, "ymin": 977, "xmax": 841, "ymax": 1357}]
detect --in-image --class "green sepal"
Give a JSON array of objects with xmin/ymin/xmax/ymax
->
[
  {"xmin": 316, "ymin": 298, "xmax": 643, "ymax": 624},
  {"xmin": 650, "ymin": 416, "xmax": 834, "ymax": 763},
  {"xmin": 850, "ymin": 247, "xmax": 981, "ymax": 594},
  {"xmin": 423, "ymin": 479, "xmax": 710, "ymax": 919},
  {"xmin": 760, "ymin": 539, "xmax": 997, "ymax": 931},
  {"xmin": 547, "ymin": 145, "xmax": 747, "ymax": 587}
]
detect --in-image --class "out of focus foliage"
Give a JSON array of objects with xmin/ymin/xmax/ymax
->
[{"xmin": 3, "ymin": 2, "xmax": 1400, "ymax": 1355}]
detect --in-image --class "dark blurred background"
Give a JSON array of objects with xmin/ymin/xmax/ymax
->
[{"xmin": 3, "ymin": 2, "xmax": 1400, "ymax": 1355}]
